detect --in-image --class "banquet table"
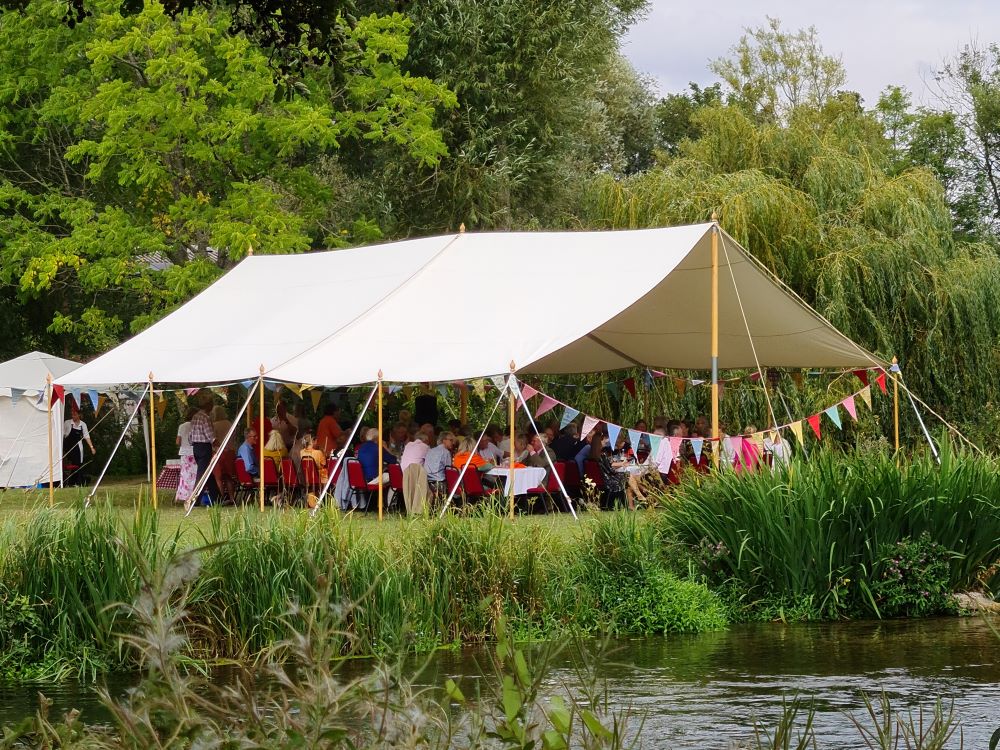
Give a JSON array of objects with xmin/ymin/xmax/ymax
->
[
  {"xmin": 616, "ymin": 464, "xmax": 646, "ymax": 475},
  {"xmin": 487, "ymin": 466, "xmax": 547, "ymax": 495}
]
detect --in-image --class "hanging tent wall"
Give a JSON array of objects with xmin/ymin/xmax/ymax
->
[
  {"xmin": 58, "ymin": 223, "xmax": 885, "ymax": 391},
  {"xmin": 0, "ymin": 352, "xmax": 80, "ymax": 487}
]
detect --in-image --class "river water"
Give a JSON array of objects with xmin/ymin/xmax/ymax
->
[{"xmin": 2, "ymin": 617, "xmax": 998, "ymax": 747}]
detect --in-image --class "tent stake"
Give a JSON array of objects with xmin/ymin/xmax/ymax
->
[
  {"xmin": 148, "ymin": 373, "xmax": 158, "ymax": 511},
  {"xmin": 508, "ymin": 362, "xmax": 516, "ymax": 520},
  {"xmin": 259, "ymin": 366, "xmax": 265, "ymax": 512},
  {"xmin": 710, "ymin": 213, "xmax": 720, "ymax": 465},
  {"xmin": 377, "ymin": 371, "xmax": 384, "ymax": 521},
  {"xmin": 46, "ymin": 373, "xmax": 54, "ymax": 507}
]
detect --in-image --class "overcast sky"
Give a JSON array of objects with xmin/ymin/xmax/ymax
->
[{"xmin": 622, "ymin": 1, "xmax": 994, "ymax": 107}]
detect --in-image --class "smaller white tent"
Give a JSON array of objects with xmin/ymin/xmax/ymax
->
[{"xmin": 0, "ymin": 351, "xmax": 80, "ymax": 487}]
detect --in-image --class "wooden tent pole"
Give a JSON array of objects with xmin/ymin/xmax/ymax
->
[
  {"xmin": 710, "ymin": 213, "xmax": 720, "ymax": 465},
  {"xmin": 259, "ymin": 365, "xmax": 265, "ymax": 512},
  {"xmin": 377, "ymin": 371, "xmax": 384, "ymax": 522},
  {"xmin": 149, "ymin": 372, "xmax": 158, "ymax": 510},
  {"xmin": 46, "ymin": 374, "xmax": 54, "ymax": 507}
]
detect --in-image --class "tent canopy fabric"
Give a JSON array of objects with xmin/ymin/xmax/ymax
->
[
  {"xmin": 58, "ymin": 224, "xmax": 885, "ymax": 388},
  {"xmin": 0, "ymin": 351, "xmax": 80, "ymax": 396}
]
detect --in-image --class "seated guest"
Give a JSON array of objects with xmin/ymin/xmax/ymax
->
[
  {"xmin": 575, "ymin": 428, "xmax": 599, "ymax": 476},
  {"xmin": 419, "ymin": 423, "xmax": 436, "ymax": 444},
  {"xmin": 387, "ymin": 422, "xmax": 409, "ymax": 460},
  {"xmin": 425, "ymin": 431, "xmax": 456, "ymax": 492},
  {"xmin": 315, "ymin": 403, "xmax": 343, "ymax": 456},
  {"xmin": 511, "ymin": 434, "xmax": 530, "ymax": 464},
  {"xmin": 299, "ymin": 432, "xmax": 328, "ymax": 483},
  {"xmin": 401, "ymin": 432, "xmax": 431, "ymax": 470},
  {"xmin": 478, "ymin": 431, "xmax": 505, "ymax": 464},
  {"xmin": 237, "ymin": 429, "xmax": 259, "ymax": 478},
  {"xmin": 452, "ymin": 436, "xmax": 492, "ymax": 472},
  {"xmin": 594, "ymin": 433, "xmax": 629, "ymax": 508},
  {"xmin": 357, "ymin": 427, "xmax": 397, "ymax": 484},
  {"xmin": 525, "ymin": 433, "xmax": 556, "ymax": 469},
  {"xmin": 261, "ymin": 428, "xmax": 288, "ymax": 471},
  {"xmin": 552, "ymin": 424, "xmax": 582, "ymax": 462}
]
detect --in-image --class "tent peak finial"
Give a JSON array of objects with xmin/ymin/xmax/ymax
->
[
  {"xmin": 459, "ymin": 223, "xmax": 465, "ymax": 234},
  {"xmin": 259, "ymin": 364, "xmax": 265, "ymax": 376},
  {"xmin": 247, "ymin": 243, "xmax": 254, "ymax": 256},
  {"xmin": 509, "ymin": 360, "xmax": 516, "ymax": 372},
  {"xmin": 377, "ymin": 369, "xmax": 383, "ymax": 381},
  {"xmin": 710, "ymin": 211, "xmax": 719, "ymax": 223},
  {"xmin": 148, "ymin": 371, "xmax": 154, "ymax": 381}
]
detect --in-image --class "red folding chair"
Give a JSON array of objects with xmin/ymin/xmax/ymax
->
[
  {"xmin": 262, "ymin": 457, "xmax": 282, "ymax": 504},
  {"xmin": 387, "ymin": 463, "xmax": 404, "ymax": 512},
  {"xmin": 346, "ymin": 458, "xmax": 378, "ymax": 510},
  {"xmin": 461, "ymin": 467, "xmax": 499, "ymax": 502},
  {"xmin": 234, "ymin": 458, "xmax": 257, "ymax": 504},
  {"xmin": 301, "ymin": 456, "xmax": 322, "ymax": 495},
  {"xmin": 562, "ymin": 460, "xmax": 581, "ymax": 498},
  {"xmin": 444, "ymin": 467, "xmax": 461, "ymax": 502},
  {"xmin": 584, "ymin": 460, "xmax": 605, "ymax": 489},
  {"xmin": 527, "ymin": 462, "xmax": 568, "ymax": 513},
  {"xmin": 281, "ymin": 458, "xmax": 299, "ymax": 503}
]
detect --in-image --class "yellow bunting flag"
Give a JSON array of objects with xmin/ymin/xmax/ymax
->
[
  {"xmin": 751, "ymin": 431, "xmax": 765, "ymax": 451},
  {"xmin": 285, "ymin": 383, "xmax": 303, "ymax": 397},
  {"xmin": 213, "ymin": 386, "xmax": 228, "ymax": 399},
  {"xmin": 156, "ymin": 394, "xmax": 168, "ymax": 420},
  {"xmin": 473, "ymin": 378, "xmax": 486, "ymax": 399},
  {"xmin": 789, "ymin": 420, "xmax": 805, "ymax": 446},
  {"xmin": 95, "ymin": 394, "xmax": 105, "ymax": 416},
  {"xmin": 790, "ymin": 372, "xmax": 804, "ymax": 390},
  {"xmin": 674, "ymin": 377, "xmax": 687, "ymax": 396},
  {"xmin": 859, "ymin": 385, "xmax": 872, "ymax": 410},
  {"xmin": 310, "ymin": 389, "xmax": 322, "ymax": 411}
]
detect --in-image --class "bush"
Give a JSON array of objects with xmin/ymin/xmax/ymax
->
[{"xmin": 871, "ymin": 532, "xmax": 955, "ymax": 617}]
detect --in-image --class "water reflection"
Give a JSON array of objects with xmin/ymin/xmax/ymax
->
[{"xmin": 2, "ymin": 617, "xmax": 997, "ymax": 748}]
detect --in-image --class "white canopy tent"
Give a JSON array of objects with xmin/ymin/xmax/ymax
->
[
  {"xmin": 57, "ymin": 223, "xmax": 885, "ymax": 390},
  {"xmin": 0, "ymin": 351, "xmax": 79, "ymax": 487}
]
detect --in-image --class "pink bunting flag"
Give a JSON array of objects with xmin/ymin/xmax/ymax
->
[
  {"xmin": 727, "ymin": 436, "xmax": 744, "ymax": 467},
  {"xmin": 185, "ymin": 387, "xmax": 200, "ymax": 397},
  {"xmin": 580, "ymin": 415, "xmax": 600, "ymax": 438},
  {"xmin": 519, "ymin": 384, "xmax": 538, "ymax": 402},
  {"xmin": 669, "ymin": 436, "xmax": 683, "ymax": 458},
  {"xmin": 534, "ymin": 395, "xmax": 558, "ymax": 419},
  {"xmin": 842, "ymin": 395, "xmax": 857, "ymax": 421}
]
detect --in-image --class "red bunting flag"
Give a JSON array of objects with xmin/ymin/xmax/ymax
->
[
  {"xmin": 875, "ymin": 371, "xmax": 888, "ymax": 395},
  {"xmin": 623, "ymin": 377, "xmax": 636, "ymax": 398},
  {"xmin": 843, "ymin": 395, "xmax": 857, "ymax": 421},
  {"xmin": 534, "ymin": 395, "xmax": 559, "ymax": 419},
  {"xmin": 807, "ymin": 413, "xmax": 822, "ymax": 440},
  {"xmin": 853, "ymin": 370, "xmax": 869, "ymax": 387},
  {"xmin": 51, "ymin": 385, "xmax": 65, "ymax": 406}
]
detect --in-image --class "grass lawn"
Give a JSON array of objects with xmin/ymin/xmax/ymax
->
[{"xmin": 0, "ymin": 477, "xmax": 591, "ymax": 547}]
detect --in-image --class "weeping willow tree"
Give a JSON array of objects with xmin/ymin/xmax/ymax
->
[{"xmin": 585, "ymin": 99, "xmax": 1000, "ymax": 445}]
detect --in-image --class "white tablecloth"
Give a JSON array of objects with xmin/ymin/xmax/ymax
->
[
  {"xmin": 487, "ymin": 467, "xmax": 547, "ymax": 495},
  {"xmin": 616, "ymin": 465, "xmax": 646, "ymax": 475}
]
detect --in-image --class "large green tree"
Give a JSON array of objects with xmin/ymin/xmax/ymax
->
[{"xmin": 0, "ymin": 0, "xmax": 454, "ymax": 355}]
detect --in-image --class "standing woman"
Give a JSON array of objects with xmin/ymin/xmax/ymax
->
[
  {"xmin": 175, "ymin": 407, "xmax": 198, "ymax": 504},
  {"xmin": 63, "ymin": 405, "xmax": 95, "ymax": 485}
]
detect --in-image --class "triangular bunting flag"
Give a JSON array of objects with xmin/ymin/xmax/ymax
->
[
  {"xmin": 51, "ymin": 384, "xmax": 65, "ymax": 406},
  {"xmin": 606, "ymin": 381, "xmax": 621, "ymax": 399},
  {"xmin": 789, "ymin": 421, "xmax": 804, "ymax": 446},
  {"xmin": 284, "ymin": 384, "xmax": 303, "ymax": 397},
  {"xmin": 214, "ymin": 386, "xmax": 229, "ymax": 399},
  {"xmin": 627, "ymin": 429, "xmax": 642, "ymax": 451},
  {"xmin": 87, "ymin": 389, "xmax": 100, "ymax": 411},
  {"xmin": 520, "ymin": 384, "xmax": 538, "ymax": 402},
  {"xmin": 791, "ymin": 372, "xmax": 804, "ymax": 390},
  {"xmin": 156, "ymin": 395, "xmax": 168, "ymax": 420},
  {"xmin": 807, "ymin": 414, "xmax": 822, "ymax": 440},
  {"xmin": 690, "ymin": 379, "xmax": 706, "ymax": 387},
  {"xmin": 824, "ymin": 405, "xmax": 842, "ymax": 430},
  {"xmin": 240, "ymin": 380, "xmax": 254, "ymax": 390},
  {"xmin": 436, "ymin": 384, "xmax": 449, "ymax": 398},
  {"xmin": 472, "ymin": 379, "xmax": 486, "ymax": 399},
  {"xmin": 889, "ymin": 362, "xmax": 901, "ymax": 373},
  {"xmin": 97, "ymin": 394, "xmax": 106, "ymax": 415},
  {"xmin": 643, "ymin": 370, "xmax": 654, "ymax": 389},
  {"xmin": 749, "ymin": 371, "xmax": 762, "ymax": 381},
  {"xmin": 649, "ymin": 434, "xmax": 664, "ymax": 460},
  {"xmin": 580, "ymin": 415, "xmax": 600, "ymax": 438},
  {"xmin": 674, "ymin": 378, "xmax": 687, "ymax": 396},
  {"xmin": 853, "ymin": 370, "xmax": 869, "ymax": 387},
  {"xmin": 263, "ymin": 381, "xmax": 279, "ymax": 392},
  {"xmin": 875, "ymin": 372, "xmax": 888, "ymax": 395},
  {"xmin": 727, "ymin": 436, "xmax": 744, "ymax": 467},
  {"xmin": 559, "ymin": 406, "xmax": 580, "ymax": 429},
  {"xmin": 69, "ymin": 388, "xmax": 82, "ymax": 410},
  {"xmin": 9, "ymin": 388, "xmax": 23, "ymax": 405},
  {"xmin": 185, "ymin": 387, "xmax": 200, "ymax": 397},
  {"xmin": 387, "ymin": 385, "xmax": 402, "ymax": 394},
  {"xmin": 842, "ymin": 395, "xmax": 857, "ymax": 421},
  {"xmin": 607, "ymin": 423, "xmax": 622, "ymax": 448},
  {"xmin": 690, "ymin": 437, "xmax": 703, "ymax": 463},
  {"xmin": 650, "ymin": 370, "xmax": 666, "ymax": 378},
  {"xmin": 36, "ymin": 389, "xmax": 45, "ymax": 406},
  {"xmin": 310, "ymin": 390, "xmax": 322, "ymax": 411},
  {"xmin": 534, "ymin": 396, "xmax": 558, "ymax": 419},
  {"xmin": 489, "ymin": 375, "xmax": 506, "ymax": 392},
  {"xmin": 669, "ymin": 436, "xmax": 683, "ymax": 459},
  {"xmin": 622, "ymin": 377, "xmax": 637, "ymax": 398},
  {"xmin": 717, "ymin": 382, "xmax": 725, "ymax": 400},
  {"xmin": 859, "ymin": 386, "xmax": 872, "ymax": 410}
]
